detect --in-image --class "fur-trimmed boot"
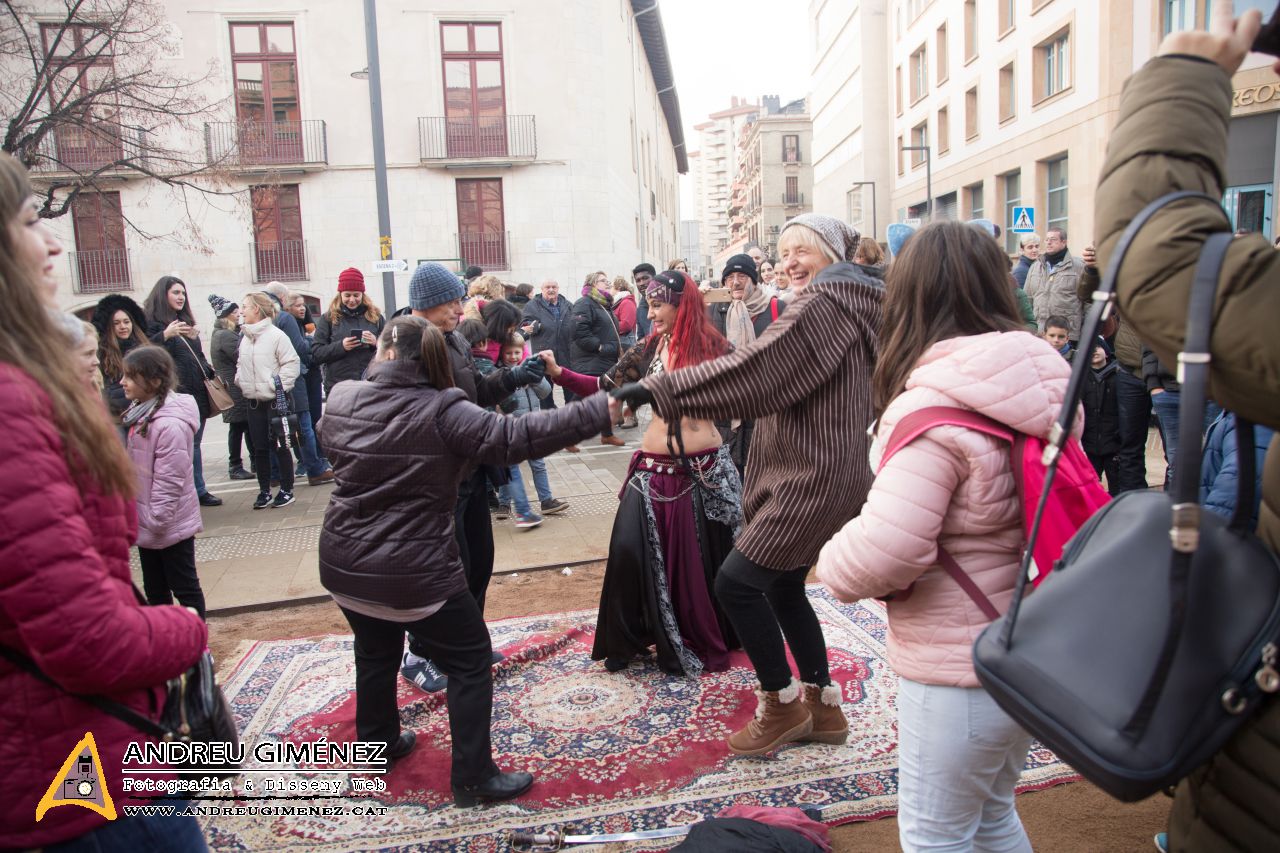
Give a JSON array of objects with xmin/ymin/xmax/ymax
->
[
  {"xmin": 800, "ymin": 682, "xmax": 848, "ymax": 745},
  {"xmin": 727, "ymin": 679, "xmax": 813, "ymax": 756}
]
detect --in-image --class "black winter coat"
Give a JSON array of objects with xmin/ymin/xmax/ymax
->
[
  {"xmin": 311, "ymin": 306, "xmax": 386, "ymax": 394},
  {"xmin": 1141, "ymin": 345, "xmax": 1180, "ymax": 394},
  {"xmin": 146, "ymin": 322, "xmax": 212, "ymax": 420},
  {"xmin": 570, "ymin": 295, "xmax": 621, "ymax": 376},
  {"xmin": 521, "ymin": 295, "xmax": 575, "ymax": 368},
  {"xmin": 1081, "ymin": 358, "xmax": 1122, "ymax": 458},
  {"xmin": 102, "ymin": 336, "xmax": 144, "ymax": 418},
  {"xmin": 210, "ymin": 327, "xmax": 248, "ymax": 424},
  {"xmin": 317, "ymin": 358, "xmax": 608, "ymax": 609},
  {"xmin": 706, "ymin": 296, "xmax": 785, "ymax": 340}
]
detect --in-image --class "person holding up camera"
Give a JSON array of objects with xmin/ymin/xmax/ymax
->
[
  {"xmin": 312, "ymin": 267, "xmax": 386, "ymax": 397},
  {"xmin": 1095, "ymin": 6, "xmax": 1280, "ymax": 849}
]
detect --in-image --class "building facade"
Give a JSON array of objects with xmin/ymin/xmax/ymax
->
[
  {"xmin": 27, "ymin": 0, "xmax": 686, "ymax": 320},
  {"xmin": 809, "ymin": 0, "xmax": 894, "ymax": 243},
  {"xmin": 692, "ymin": 98, "xmax": 759, "ymax": 267}
]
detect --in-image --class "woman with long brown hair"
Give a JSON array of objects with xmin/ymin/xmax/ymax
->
[
  {"xmin": 0, "ymin": 153, "xmax": 207, "ymax": 849},
  {"xmin": 312, "ymin": 267, "xmax": 385, "ymax": 396},
  {"xmin": 91, "ymin": 293, "xmax": 150, "ymax": 425},
  {"xmin": 318, "ymin": 315, "xmax": 615, "ymax": 805},
  {"xmin": 816, "ymin": 221, "xmax": 1066, "ymax": 850}
]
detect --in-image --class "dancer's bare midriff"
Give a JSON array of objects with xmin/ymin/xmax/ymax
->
[{"xmin": 640, "ymin": 414, "xmax": 721, "ymax": 455}]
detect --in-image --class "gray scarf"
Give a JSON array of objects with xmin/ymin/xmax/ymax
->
[
  {"xmin": 724, "ymin": 281, "xmax": 771, "ymax": 351},
  {"xmin": 121, "ymin": 395, "xmax": 161, "ymax": 437}
]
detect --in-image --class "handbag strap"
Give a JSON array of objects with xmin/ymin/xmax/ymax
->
[
  {"xmin": 0, "ymin": 644, "xmax": 169, "ymax": 739},
  {"xmin": 999, "ymin": 190, "xmax": 1230, "ymax": 648},
  {"xmin": 177, "ymin": 334, "xmax": 213, "ymax": 380}
]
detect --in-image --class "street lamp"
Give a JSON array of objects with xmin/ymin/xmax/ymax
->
[
  {"xmin": 899, "ymin": 145, "xmax": 932, "ymax": 222},
  {"xmin": 850, "ymin": 181, "xmax": 877, "ymax": 241},
  {"xmin": 358, "ymin": 0, "xmax": 397, "ymax": 314}
]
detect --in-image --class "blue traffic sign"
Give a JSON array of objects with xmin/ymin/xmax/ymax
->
[{"xmin": 1011, "ymin": 207, "xmax": 1035, "ymax": 233}]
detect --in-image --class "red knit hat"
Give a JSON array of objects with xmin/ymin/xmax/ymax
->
[{"xmin": 337, "ymin": 267, "xmax": 365, "ymax": 293}]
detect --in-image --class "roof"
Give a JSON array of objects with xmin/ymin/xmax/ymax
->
[{"xmin": 631, "ymin": 0, "xmax": 688, "ymax": 174}]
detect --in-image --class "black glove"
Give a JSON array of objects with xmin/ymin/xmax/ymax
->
[
  {"xmin": 610, "ymin": 382, "xmax": 653, "ymax": 408},
  {"xmin": 507, "ymin": 355, "xmax": 546, "ymax": 388}
]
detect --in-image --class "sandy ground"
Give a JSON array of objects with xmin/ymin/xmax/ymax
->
[{"xmin": 207, "ymin": 563, "xmax": 1170, "ymax": 852}]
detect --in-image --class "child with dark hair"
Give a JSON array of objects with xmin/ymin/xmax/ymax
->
[
  {"xmin": 1081, "ymin": 341, "xmax": 1122, "ymax": 493},
  {"xmin": 1043, "ymin": 316, "xmax": 1073, "ymax": 358},
  {"xmin": 121, "ymin": 346, "xmax": 207, "ymax": 617}
]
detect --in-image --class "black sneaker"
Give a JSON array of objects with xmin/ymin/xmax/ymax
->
[
  {"xmin": 252, "ymin": 492, "xmax": 272, "ymax": 510},
  {"xmin": 272, "ymin": 491, "xmax": 295, "ymax": 508},
  {"xmin": 540, "ymin": 498, "xmax": 569, "ymax": 515},
  {"xmin": 228, "ymin": 465, "xmax": 255, "ymax": 481}
]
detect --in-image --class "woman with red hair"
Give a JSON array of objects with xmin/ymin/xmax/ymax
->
[{"xmin": 547, "ymin": 271, "xmax": 742, "ymax": 675}]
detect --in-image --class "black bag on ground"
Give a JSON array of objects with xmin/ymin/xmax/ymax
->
[{"xmin": 972, "ymin": 191, "xmax": 1280, "ymax": 802}]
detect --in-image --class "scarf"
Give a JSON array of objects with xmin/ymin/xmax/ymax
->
[
  {"xmin": 1044, "ymin": 247, "xmax": 1069, "ymax": 269},
  {"xmin": 584, "ymin": 284, "xmax": 613, "ymax": 309},
  {"xmin": 121, "ymin": 395, "xmax": 161, "ymax": 438},
  {"xmin": 724, "ymin": 282, "xmax": 771, "ymax": 351},
  {"xmin": 340, "ymin": 303, "xmax": 365, "ymax": 320}
]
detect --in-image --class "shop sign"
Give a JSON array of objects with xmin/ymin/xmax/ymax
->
[{"xmin": 1232, "ymin": 81, "xmax": 1280, "ymax": 114}]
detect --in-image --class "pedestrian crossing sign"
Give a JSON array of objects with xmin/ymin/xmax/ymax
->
[{"xmin": 1011, "ymin": 207, "xmax": 1035, "ymax": 233}]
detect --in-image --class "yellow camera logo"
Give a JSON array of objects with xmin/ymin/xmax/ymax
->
[{"xmin": 37, "ymin": 733, "xmax": 116, "ymax": 822}]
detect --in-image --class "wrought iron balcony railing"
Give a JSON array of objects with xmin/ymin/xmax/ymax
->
[
  {"xmin": 782, "ymin": 192, "xmax": 805, "ymax": 206},
  {"xmin": 30, "ymin": 124, "xmax": 148, "ymax": 175},
  {"xmin": 70, "ymin": 248, "xmax": 131, "ymax": 294},
  {"xmin": 250, "ymin": 239, "xmax": 308, "ymax": 283},
  {"xmin": 420, "ymin": 115, "xmax": 536, "ymax": 161},
  {"xmin": 456, "ymin": 231, "xmax": 510, "ymax": 271},
  {"xmin": 205, "ymin": 120, "xmax": 328, "ymax": 168}
]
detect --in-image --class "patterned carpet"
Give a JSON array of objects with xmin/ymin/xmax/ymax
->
[{"xmin": 201, "ymin": 588, "xmax": 1077, "ymax": 851}]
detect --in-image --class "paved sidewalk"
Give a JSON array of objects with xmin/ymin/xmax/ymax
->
[{"xmin": 133, "ymin": 391, "xmax": 641, "ymax": 612}]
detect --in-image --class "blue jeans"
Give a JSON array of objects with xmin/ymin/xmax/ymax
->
[
  {"xmin": 1152, "ymin": 390, "xmax": 1221, "ymax": 488},
  {"xmin": 500, "ymin": 458, "xmax": 552, "ymax": 515},
  {"xmin": 192, "ymin": 419, "xmax": 208, "ymax": 497},
  {"xmin": 896, "ymin": 677, "xmax": 1034, "ymax": 853},
  {"xmin": 45, "ymin": 799, "xmax": 207, "ymax": 852}
]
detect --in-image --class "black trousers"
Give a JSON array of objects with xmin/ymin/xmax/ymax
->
[
  {"xmin": 228, "ymin": 421, "xmax": 254, "ymax": 469},
  {"xmin": 714, "ymin": 550, "xmax": 830, "ymax": 692},
  {"xmin": 246, "ymin": 401, "xmax": 293, "ymax": 493},
  {"xmin": 455, "ymin": 469, "xmax": 496, "ymax": 613},
  {"xmin": 1114, "ymin": 369, "xmax": 1151, "ymax": 492},
  {"xmin": 339, "ymin": 592, "xmax": 498, "ymax": 786},
  {"xmin": 138, "ymin": 537, "xmax": 205, "ymax": 619}
]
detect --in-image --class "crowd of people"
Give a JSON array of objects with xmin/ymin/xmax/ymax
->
[{"xmin": 3, "ymin": 8, "xmax": 1280, "ymax": 851}]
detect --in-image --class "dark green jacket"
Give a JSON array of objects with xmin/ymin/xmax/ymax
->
[{"xmin": 1095, "ymin": 55, "xmax": 1280, "ymax": 852}]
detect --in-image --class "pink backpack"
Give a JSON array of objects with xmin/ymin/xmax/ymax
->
[{"xmin": 879, "ymin": 406, "xmax": 1111, "ymax": 618}]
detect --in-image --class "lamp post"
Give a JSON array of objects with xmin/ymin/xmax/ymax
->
[
  {"xmin": 899, "ymin": 145, "xmax": 932, "ymax": 222},
  {"xmin": 850, "ymin": 180, "xmax": 878, "ymax": 241},
  {"xmin": 359, "ymin": 0, "xmax": 397, "ymax": 314}
]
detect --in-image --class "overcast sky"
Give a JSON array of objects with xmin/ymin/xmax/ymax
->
[{"xmin": 659, "ymin": 0, "xmax": 813, "ymax": 215}]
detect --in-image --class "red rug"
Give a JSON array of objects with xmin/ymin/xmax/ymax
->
[{"xmin": 200, "ymin": 588, "xmax": 1077, "ymax": 850}]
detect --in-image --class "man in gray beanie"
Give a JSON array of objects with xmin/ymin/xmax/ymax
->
[{"xmin": 401, "ymin": 262, "xmax": 548, "ymax": 693}]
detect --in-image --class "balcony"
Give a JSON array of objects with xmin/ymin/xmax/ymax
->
[
  {"xmin": 250, "ymin": 240, "xmax": 309, "ymax": 283},
  {"xmin": 205, "ymin": 120, "xmax": 328, "ymax": 171},
  {"xmin": 69, "ymin": 249, "xmax": 131, "ymax": 294},
  {"xmin": 457, "ymin": 231, "xmax": 510, "ymax": 271},
  {"xmin": 782, "ymin": 192, "xmax": 805, "ymax": 207},
  {"xmin": 29, "ymin": 124, "xmax": 148, "ymax": 176},
  {"xmin": 420, "ymin": 116, "xmax": 536, "ymax": 165}
]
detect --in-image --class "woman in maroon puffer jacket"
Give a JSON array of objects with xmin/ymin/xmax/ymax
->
[{"xmin": 0, "ymin": 152, "xmax": 208, "ymax": 850}]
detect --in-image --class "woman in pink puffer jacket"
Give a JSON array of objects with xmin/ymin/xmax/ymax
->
[
  {"xmin": 122, "ymin": 346, "xmax": 206, "ymax": 617},
  {"xmin": 816, "ymin": 222, "xmax": 1075, "ymax": 853}
]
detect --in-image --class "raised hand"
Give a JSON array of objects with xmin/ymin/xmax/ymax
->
[{"xmin": 1158, "ymin": 3, "xmax": 1271, "ymax": 76}]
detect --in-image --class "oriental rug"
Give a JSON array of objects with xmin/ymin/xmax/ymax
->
[{"xmin": 199, "ymin": 588, "xmax": 1077, "ymax": 851}]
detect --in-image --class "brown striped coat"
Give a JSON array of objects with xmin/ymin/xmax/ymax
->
[{"xmin": 644, "ymin": 262, "xmax": 883, "ymax": 570}]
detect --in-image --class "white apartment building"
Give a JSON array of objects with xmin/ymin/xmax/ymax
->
[
  {"xmin": 692, "ymin": 98, "xmax": 759, "ymax": 265},
  {"xmin": 809, "ymin": 0, "xmax": 893, "ymax": 243},
  {"xmin": 25, "ymin": 0, "xmax": 686, "ymax": 320}
]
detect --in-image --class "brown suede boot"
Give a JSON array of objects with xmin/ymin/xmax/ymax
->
[
  {"xmin": 727, "ymin": 679, "xmax": 813, "ymax": 756},
  {"xmin": 799, "ymin": 682, "xmax": 848, "ymax": 745}
]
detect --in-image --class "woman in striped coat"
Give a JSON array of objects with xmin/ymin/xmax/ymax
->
[{"xmin": 613, "ymin": 214, "xmax": 883, "ymax": 756}]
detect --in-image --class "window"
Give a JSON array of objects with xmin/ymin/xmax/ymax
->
[
  {"xmin": 1046, "ymin": 156, "xmax": 1068, "ymax": 236},
  {"xmin": 440, "ymin": 22, "xmax": 507, "ymax": 157},
  {"xmin": 1035, "ymin": 29, "xmax": 1071, "ymax": 102},
  {"xmin": 999, "ymin": 62, "xmax": 1016, "ymax": 123},
  {"xmin": 230, "ymin": 22, "xmax": 301, "ymax": 163},
  {"xmin": 1164, "ymin": 0, "xmax": 1196, "ymax": 34},
  {"xmin": 937, "ymin": 106, "xmax": 950, "ymax": 154},
  {"xmin": 251, "ymin": 184, "xmax": 307, "ymax": 282},
  {"xmin": 910, "ymin": 44, "xmax": 928, "ymax": 103},
  {"xmin": 897, "ymin": 134, "xmax": 904, "ymax": 175},
  {"xmin": 456, "ymin": 178, "xmax": 507, "ymax": 270},
  {"xmin": 783, "ymin": 134, "xmax": 800, "ymax": 163},
  {"xmin": 999, "ymin": 0, "xmax": 1016, "ymax": 35},
  {"xmin": 1002, "ymin": 171, "xmax": 1022, "ymax": 254},
  {"xmin": 40, "ymin": 23, "xmax": 123, "ymax": 171},
  {"xmin": 964, "ymin": 0, "xmax": 978, "ymax": 62},
  {"xmin": 966, "ymin": 85, "xmax": 980, "ymax": 139},
  {"xmin": 910, "ymin": 121, "xmax": 928, "ymax": 168},
  {"xmin": 70, "ymin": 192, "xmax": 129, "ymax": 293},
  {"xmin": 785, "ymin": 176, "xmax": 800, "ymax": 205},
  {"xmin": 966, "ymin": 182, "xmax": 985, "ymax": 221},
  {"xmin": 936, "ymin": 24, "xmax": 948, "ymax": 84},
  {"xmin": 896, "ymin": 65, "xmax": 904, "ymax": 115},
  {"xmin": 936, "ymin": 191, "xmax": 958, "ymax": 221}
]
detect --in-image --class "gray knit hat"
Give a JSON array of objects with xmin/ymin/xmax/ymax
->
[
  {"xmin": 409, "ymin": 262, "xmax": 466, "ymax": 310},
  {"xmin": 780, "ymin": 214, "xmax": 861, "ymax": 263}
]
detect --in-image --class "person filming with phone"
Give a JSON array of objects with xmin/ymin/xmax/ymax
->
[
  {"xmin": 1095, "ymin": 4, "xmax": 1280, "ymax": 849},
  {"xmin": 312, "ymin": 267, "xmax": 386, "ymax": 397}
]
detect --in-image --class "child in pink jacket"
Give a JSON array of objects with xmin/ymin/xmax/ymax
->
[
  {"xmin": 815, "ymin": 223, "xmax": 1075, "ymax": 852},
  {"xmin": 122, "ymin": 346, "xmax": 206, "ymax": 617}
]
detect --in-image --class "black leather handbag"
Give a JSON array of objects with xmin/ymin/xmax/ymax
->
[{"xmin": 973, "ymin": 191, "xmax": 1280, "ymax": 802}]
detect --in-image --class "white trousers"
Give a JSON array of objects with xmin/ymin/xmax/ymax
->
[{"xmin": 897, "ymin": 677, "xmax": 1035, "ymax": 852}]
